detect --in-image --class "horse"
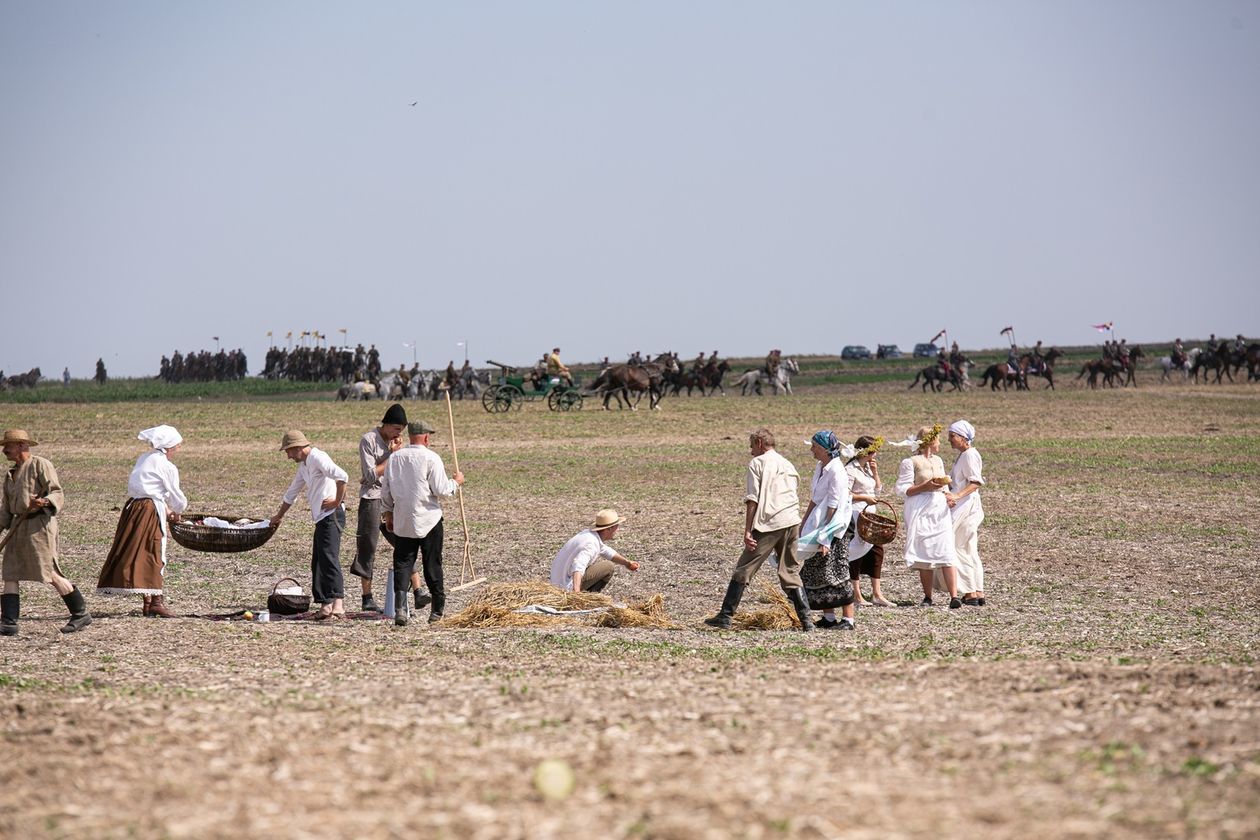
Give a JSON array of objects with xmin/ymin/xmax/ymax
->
[
  {"xmin": 909, "ymin": 364, "xmax": 964, "ymax": 392},
  {"xmin": 701, "ymin": 359, "xmax": 732, "ymax": 395},
  {"xmin": 336, "ymin": 380, "xmax": 377, "ymax": 401},
  {"xmin": 1247, "ymin": 344, "xmax": 1260, "ymax": 381},
  {"xmin": 1159, "ymin": 349, "xmax": 1195, "ymax": 383},
  {"xmin": 1020, "ymin": 348, "xmax": 1062, "ymax": 390},
  {"xmin": 1120, "ymin": 346, "xmax": 1144, "ymax": 387},
  {"xmin": 1189, "ymin": 346, "xmax": 1232, "ymax": 384},
  {"xmin": 980, "ymin": 362, "xmax": 1023, "ymax": 391},
  {"xmin": 588, "ymin": 363, "xmax": 666, "ymax": 410},
  {"xmin": 737, "ymin": 359, "xmax": 798, "ymax": 395},
  {"xmin": 1075, "ymin": 357, "xmax": 1125, "ymax": 389},
  {"xmin": 5, "ymin": 367, "xmax": 41, "ymax": 389}
]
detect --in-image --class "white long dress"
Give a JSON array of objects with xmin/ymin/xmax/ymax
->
[
  {"xmin": 949, "ymin": 447, "xmax": 985, "ymax": 592},
  {"xmin": 895, "ymin": 454, "xmax": 957, "ymax": 570}
]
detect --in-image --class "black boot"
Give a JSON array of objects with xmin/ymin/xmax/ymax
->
[
  {"xmin": 394, "ymin": 590, "xmax": 410, "ymax": 626},
  {"xmin": 428, "ymin": 589, "xmax": 445, "ymax": 624},
  {"xmin": 60, "ymin": 587, "xmax": 92, "ymax": 633},
  {"xmin": 1, "ymin": 593, "xmax": 18, "ymax": 637},
  {"xmin": 414, "ymin": 589, "xmax": 432, "ymax": 609},
  {"xmin": 703, "ymin": 580, "xmax": 746, "ymax": 629},
  {"xmin": 785, "ymin": 588, "xmax": 815, "ymax": 632},
  {"xmin": 361, "ymin": 593, "xmax": 381, "ymax": 613}
]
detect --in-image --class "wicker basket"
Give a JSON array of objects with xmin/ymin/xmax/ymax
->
[
  {"xmin": 857, "ymin": 500, "xmax": 899, "ymax": 546},
  {"xmin": 169, "ymin": 514, "xmax": 278, "ymax": 553}
]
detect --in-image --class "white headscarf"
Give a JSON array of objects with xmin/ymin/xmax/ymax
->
[
  {"xmin": 948, "ymin": 420, "xmax": 976, "ymax": 443},
  {"xmin": 138, "ymin": 425, "xmax": 183, "ymax": 453}
]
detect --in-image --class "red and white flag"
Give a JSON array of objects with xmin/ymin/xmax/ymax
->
[
  {"xmin": 1092, "ymin": 321, "xmax": 1113, "ymax": 332},
  {"xmin": 930, "ymin": 329, "xmax": 946, "ymax": 343}
]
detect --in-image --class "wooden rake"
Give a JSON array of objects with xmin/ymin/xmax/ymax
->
[{"xmin": 442, "ymin": 386, "xmax": 486, "ymax": 592}]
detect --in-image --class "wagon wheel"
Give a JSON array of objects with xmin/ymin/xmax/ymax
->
[
  {"xmin": 499, "ymin": 384, "xmax": 523, "ymax": 412},
  {"xmin": 547, "ymin": 389, "xmax": 563, "ymax": 411},
  {"xmin": 482, "ymin": 385, "xmax": 503, "ymax": 413},
  {"xmin": 557, "ymin": 389, "xmax": 583, "ymax": 411}
]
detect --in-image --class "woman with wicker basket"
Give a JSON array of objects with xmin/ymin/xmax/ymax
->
[
  {"xmin": 944, "ymin": 420, "xmax": 985, "ymax": 606},
  {"xmin": 97, "ymin": 425, "xmax": 188, "ymax": 617},
  {"xmin": 797, "ymin": 431, "xmax": 856, "ymax": 630},
  {"xmin": 845, "ymin": 435, "xmax": 894, "ymax": 607},
  {"xmin": 894, "ymin": 424, "xmax": 961, "ymax": 609}
]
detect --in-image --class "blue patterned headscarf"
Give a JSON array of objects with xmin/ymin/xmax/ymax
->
[{"xmin": 810, "ymin": 430, "xmax": 840, "ymax": 459}]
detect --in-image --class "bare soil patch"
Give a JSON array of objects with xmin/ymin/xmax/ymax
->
[{"xmin": 2, "ymin": 383, "xmax": 1258, "ymax": 838}]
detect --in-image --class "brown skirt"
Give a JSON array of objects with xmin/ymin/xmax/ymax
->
[{"xmin": 97, "ymin": 498, "xmax": 166, "ymax": 595}]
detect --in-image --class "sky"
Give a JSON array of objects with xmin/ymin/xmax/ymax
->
[{"xmin": 2, "ymin": 1, "xmax": 1257, "ymax": 377}]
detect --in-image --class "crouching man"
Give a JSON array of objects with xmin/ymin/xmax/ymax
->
[
  {"xmin": 705, "ymin": 427, "xmax": 812, "ymax": 631},
  {"xmin": 550, "ymin": 509, "xmax": 639, "ymax": 592}
]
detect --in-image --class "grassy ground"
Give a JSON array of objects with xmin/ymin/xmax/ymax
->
[{"xmin": 1, "ymin": 381, "xmax": 1258, "ymax": 838}]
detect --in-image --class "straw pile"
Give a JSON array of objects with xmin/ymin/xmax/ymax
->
[
  {"xmin": 731, "ymin": 581, "xmax": 800, "ymax": 631},
  {"xmin": 439, "ymin": 581, "xmax": 675, "ymax": 630}
]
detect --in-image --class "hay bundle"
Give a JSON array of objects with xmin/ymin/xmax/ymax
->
[
  {"xmin": 440, "ymin": 581, "xmax": 675, "ymax": 629},
  {"xmin": 731, "ymin": 581, "xmax": 800, "ymax": 631}
]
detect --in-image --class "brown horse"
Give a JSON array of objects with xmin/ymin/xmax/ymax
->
[
  {"xmin": 589, "ymin": 363, "xmax": 666, "ymax": 410},
  {"xmin": 1190, "ymin": 344, "xmax": 1232, "ymax": 384},
  {"xmin": 1020, "ymin": 348, "xmax": 1062, "ymax": 390},
  {"xmin": 979, "ymin": 362, "xmax": 1023, "ymax": 391}
]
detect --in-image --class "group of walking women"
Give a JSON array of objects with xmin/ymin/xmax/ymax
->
[{"xmin": 795, "ymin": 419, "xmax": 985, "ymax": 630}]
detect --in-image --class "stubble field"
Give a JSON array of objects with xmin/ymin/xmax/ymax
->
[{"xmin": 2, "ymin": 382, "xmax": 1259, "ymax": 839}]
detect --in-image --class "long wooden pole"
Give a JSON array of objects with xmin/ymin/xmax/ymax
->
[{"xmin": 443, "ymin": 387, "xmax": 485, "ymax": 591}]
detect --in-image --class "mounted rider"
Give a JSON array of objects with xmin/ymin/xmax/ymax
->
[
  {"xmin": 765, "ymin": 349, "xmax": 782, "ymax": 378},
  {"xmin": 936, "ymin": 347, "xmax": 952, "ymax": 378},
  {"xmin": 948, "ymin": 342, "xmax": 965, "ymax": 376},
  {"xmin": 1172, "ymin": 338, "xmax": 1186, "ymax": 368},
  {"xmin": 627, "ymin": 350, "xmax": 643, "ymax": 367}
]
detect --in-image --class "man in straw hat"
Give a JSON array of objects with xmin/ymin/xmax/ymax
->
[
  {"xmin": 705, "ymin": 427, "xmax": 813, "ymax": 631},
  {"xmin": 381, "ymin": 420, "xmax": 464, "ymax": 626},
  {"xmin": 273, "ymin": 430, "xmax": 349, "ymax": 619},
  {"xmin": 1, "ymin": 430, "xmax": 92, "ymax": 635},
  {"xmin": 549, "ymin": 509, "xmax": 639, "ymax": 593},
  {"xmin": 349, "ymin": 403, "xmax": 428, "ymax": 614}
]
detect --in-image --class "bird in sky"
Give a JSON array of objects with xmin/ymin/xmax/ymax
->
[{"xmin": 409, "ymin": 101, "xmax": 418, "ymax": 106}]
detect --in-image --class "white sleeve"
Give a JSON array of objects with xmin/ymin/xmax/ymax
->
[
  {"xmin": 164, "ymin": 461, "xmax": 188, "ymax": 513},
  {"xmin": 895, "ymin": 458, "xmax": 914, "ymax": 498}
]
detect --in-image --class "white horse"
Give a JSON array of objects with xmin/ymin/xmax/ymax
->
[
  {"xmin": 1159, "ymin": 348, "xmax": 1197, "ymax": 383},
  {"xmin": 336, "ymin": 380, "xmax": 377, "ymax": 401},
  {"xmin": 736, "ymin": 358, "xmax": 799, "ymax": 396}
]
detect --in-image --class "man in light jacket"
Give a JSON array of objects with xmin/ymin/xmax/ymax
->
[
  {"xmin": 705, "ymin": 427, "xmax": 812, "ymax": 631},
  {"xmin": 382, "ymin": 420, "xmax": 464, "ymax": 626}
]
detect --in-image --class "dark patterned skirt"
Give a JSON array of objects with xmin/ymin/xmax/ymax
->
[{"xmin": 800, "ymin": 529, "xmax": 855, "ymax": 610}]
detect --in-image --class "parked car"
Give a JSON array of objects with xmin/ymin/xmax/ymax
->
[
  {"xmin": 913, "ymin": 342, "xmax": 939, "ymax": 358},
  {"xmin": 841, "ymin": 345, "xmax": 871, "ymax": 360},
  {"xmin": 876, "ymin": 344, "xmax": 902, "ymax": 359}
]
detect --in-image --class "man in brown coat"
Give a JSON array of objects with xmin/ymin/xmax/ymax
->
[{"xmin": 1, "ymin": 430, "xmax": 92, "ymax": 636}]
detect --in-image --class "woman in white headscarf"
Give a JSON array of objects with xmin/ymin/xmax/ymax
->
[
  {"xmin": 894, "ymin": 424, "xmax": 961, "ymax": 608},
  {"xmin": 944, "ymin": 420, "xmax": 986, "ymax": 605},
  {"xmin": 97, "ymin": 425, "xmax": 188, "ymax": 617}
]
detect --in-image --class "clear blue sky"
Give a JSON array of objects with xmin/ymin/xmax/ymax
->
[{"xmin": 2, "ymin": 1, "xmax": 1257, "ymax": 376}]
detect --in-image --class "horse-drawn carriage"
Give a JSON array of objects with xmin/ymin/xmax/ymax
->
[{"xmin": 481, "ymin": 360, "xmax": 584, "ymax": 413}]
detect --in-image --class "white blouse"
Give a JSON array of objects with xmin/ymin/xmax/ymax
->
[
  {"xmin": 949, "ymin": 447, "xmax": 984, "ymax": 515},
  {"xmin": 127, "ymin": 450, "xmax": 187, "ymax": 513}
]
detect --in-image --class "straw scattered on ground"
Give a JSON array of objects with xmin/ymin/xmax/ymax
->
[
  {"xmin": 730, "ymin": 580, "xmax": 800, "ymax": 630},
  {"xmin": 439, "ymin": 581, "xmax": 675, "ymax": 629}
]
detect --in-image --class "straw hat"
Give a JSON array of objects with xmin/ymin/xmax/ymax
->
[
  {"xmin": 278, "ymin": 430, "xmax": 312, "ymax": 451},
  {"xmin": 1, "ymin": 429, "xmax": 38, "ymax": 446},
  {"xmin": 590, "ymin": 509, "xmax": 625, "ymax": 530}
]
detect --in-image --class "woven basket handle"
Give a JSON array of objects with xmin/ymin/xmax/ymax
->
[
  {"xmin": 869, "ymin": 498, "xmax": 898, "ymax": 525},
  {"xmin": 270, "ymin": 577, "xmax": 301, "ymax": 595}
]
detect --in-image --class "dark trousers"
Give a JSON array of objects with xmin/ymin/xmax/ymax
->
[
  {"xmin": 311, "ymin": 509, "xmax": 346, "ymax": 605},
  {"xmin": 392, "ymin": 519, "xmax": 445, "ymax": 615},
  {"xmin": 349, "ymin": 497, "xmax": 382, "ymax": 580}
]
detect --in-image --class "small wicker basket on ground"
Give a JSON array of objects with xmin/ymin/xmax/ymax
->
[
  {"xmin": 169, "ymin": 514, "xmax": 278, "ymax": 553},
  {"xmin": 857, "ymin": 500, "xmax": 898, "ymax": 546}
]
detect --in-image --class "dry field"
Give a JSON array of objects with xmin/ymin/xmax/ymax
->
[{"xmin": 2, "ymin": 383, "xmax": 1259, "ymax": 839}]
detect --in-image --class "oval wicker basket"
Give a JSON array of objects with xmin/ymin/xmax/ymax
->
[
  {"xmin": 857, "ymin": 500, "xmax": 899, "ymax": 546},
  {"xmin": 169, "ymin": 514, "xmax": 278, "ymax": 553}
]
